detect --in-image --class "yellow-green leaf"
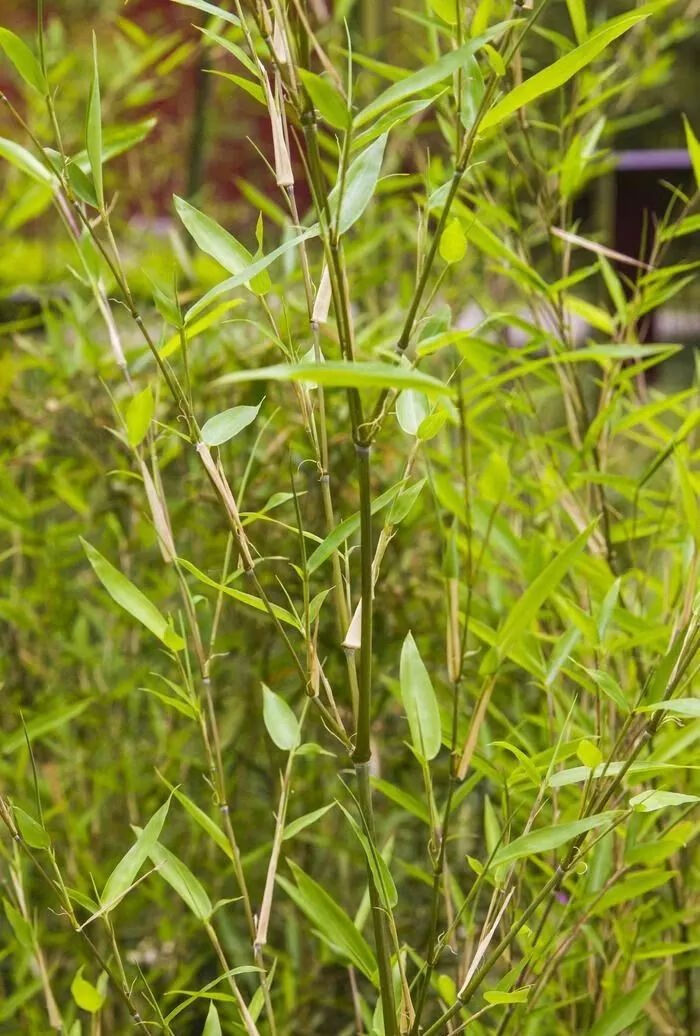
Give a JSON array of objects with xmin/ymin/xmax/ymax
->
[
  {"xmin": 429, "ymin": 0, "xmax": 458, "ymax": 24},
  {"xmin": 481, "ymin": 2, "xmax": 669, "ymax": 132},
  {"xmin": 400, "ymin": 631, "xmax": 442, "ymax": 760},
  {"xmin": 71, "ymin": 968, "xmax": 106, "ymax": 1014},
  {"xmin": 587, "ymin": 974, "xmax": 659, "ymax": 1036},
  {"xmin": 491, "ymin": 811, "xmax": 618, "ymax": 867},
  {"xmin": 577, "ymin": 739, "xmax": 602, "ymax": 769},
  {"xmin": 86, "ymin": 34, "xmax": 104, "ymax": 210},
  {"xmin": 126, "ymin": 385, "xmax": 154, "ymax": 447},
  {"xmin": 682, "ymin": 115, "xmax": 700, "ymax": 189},
  {"xmin": 298, "ymin": 69, "xmax": 349, "ymax": 130},
  {"xmin": 174, "ymin": 195, "xmax": 271, "ymax": 294},
  {"xmin": 439, "ymin": 217, "xmax": 468, "ymax": 264},
  {"xmin": 13, "ymin": 806, "xmax": 50, "ymax": 850},
  {"xmin": 0, "ymin": 28, "xmax": 46, "ymax": 94},
  {"xmin": 101, "ymin": 798, "xmax": 170, "ymax": 910},
  {"xmin": 81, "ymin": 538, "xmax": 185, "ymax": 651}
]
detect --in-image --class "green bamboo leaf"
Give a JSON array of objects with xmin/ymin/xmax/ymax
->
[
  {"xmin": 0, "ymin": 28, "xmax": 46, "ymax": 93},
  {"xmin": 81, "ymin": 538, "xmax": 185, "ymax": 651},
  {"xmin": 354, "ymin": 24, "xmax": 512, "ymax": 128},
  {"xmin": 585, "ymin": 667, "xmax": 630, "ymax": 713},
  {"xmin": 337, "ymin": 802, "xmax": 398, "ymax": 909},
  {"xmin": 389, "ymin": 477, "xmax": 427, "ymax": 525},
  {"xmin": 545, "ymin": 629, "xmax": 580, "ymax": 687},
  {"xmin": 307, "ymin": 480, "xmax": 406, "ymax": 573},
  {"xmin": 298, "ymin": 69, "xmax": 349, "ymax": 130},
  {"xmin": 213, "ymin": 361, "xmax": 450, "ymax": 398},
  {"xmin": 328, "ymin": 134, "xmax": 387, "ymax": 233},
  {"xmin": 279, "ymin": 860, "xmax": 376, "ymax": 980},
  {"xmin": 482, "ymin": 522, "xmax": 595, "ymax": 672},
  {"xmin": 484, "ymin": 988, "xmax": 530, "ymax": 1005},
  {"xmin": 400, "ymin": 632, "xmax": 442, "ymax": 760},
  {"xmin": 417, "ymin": 409, "xmax": 448, "ymax": 441},
  {"xmin": 396, "ymin": 389, "xmax": 429, "ymax": 435},
  {"xmin": 429, "ymin": 0, "xmax": 458, "ymax": 25},
  {"xmin": 86, "ymin": 34, "xmax": 104, "ymax": 210},
  {"xmin": 159, "ymin": 779, "xmax": 234, "ymax": 862},
  {"xmin": 202, "ymin": 1002, "xmax": 222, "ymax": 1036},
  {"xmin": 101, "ymin": 798, "xmax": 170, "ymax": 910},
  {"xmin": 682, "ymin": 115, "xmax": 700, "ymax": 190},
  {"xmin": 71, "ymin": 968, "xmax": 105, "ymax": 1014},
  {"xmin": 3, "ymin": 900, "xmax": 33, "ymax": 951},
  {"xmin": 629, "ymin": 790, "xmax": 699, "ymax": 813},
  {"xmin": 439, "ymin": 217, "xmax": 467, "ymax": 263},
  {"xmin": 283, "ymin": 803, "xmax": 335, "ymax": 841},
  {"xmin": 13, "ymin": 806, "xmax": 50, "ymax": 850},
  {"xmin": 69, "ymin": 119, "xmax": 158, "ymax": 173},
  {"xmin": 171, "ymin": 0, "xmax": 241, "ymax": 25},
  {"xmin": 177, "ymin": 556, "xmax": 301, "ymax": 630},
  {"xmin": 201, "ymin": 400, "xmax": 263, "ymax": 447},
  {"xmin": 352, "ymin": 97, "xmax": 436, "ymax": 151},
  {"xmin": 591, "ymin": 871, "xmax": 674, "ymax": 914},
  {"xmin": 262, "ymin": 685, "xmax": 300, "ymax": 751},
  {"xmin": 491, "ymin": 811, "xmax": 618, "ymax": 867},
  {"xmin": 371, "ymin": 777, "xmax": 431, "ymax": 825},
  {"xmin": 637, "ymin": 698, "xmax": 700, "ymax": 718},
  {"xmin": 0, "ymin": 138, "xmax": 53, "ymax": 185},
  {"xmin": 596, "ymin": 577, "xmax": 620, "ymax": 641},
  {"xmin": 481, "ymin": 2, "xmax": 670, "ymax": 132},
  {"xmin": 144, "ymin": 839, "xmax": 213, "ymax": 921},
  {"xmin": 586, "ymin": 973, "xmax": 659, "ymax": 1036},
  {"xmin": 67, "ymin": 161, "xmax": 98, "ymax": 208},
  {"xmin": 163, "ymin": 970, "xmax": 261, "ymax": 1026},
  {"xmin": 577, "ymin": 739, "xmax": 603, "ymax": 769},
  {"xmin": 161, "ymin": 299, "xmax": 243, "ymax": 358},
  {"xmin": 173, "ymin": 195, "xmax": 271, "ymax": 294},
  {"xmin": 184, "ymin": 228, "xmax": 321, "ymax": 321},
  {"xmin": 126, "ymin": 386, "xmax": 154, "ymax": 447},
  {"xmin": 2, "ymin": 702, "xmax": 91, "ymax": 755},
  {"xmin": 565, "ymin": 0, "xmax": 588, "ymax": 43},
  {"xmin": 548, "ymin": 761, "xmax": 692, "ymax": 789}
]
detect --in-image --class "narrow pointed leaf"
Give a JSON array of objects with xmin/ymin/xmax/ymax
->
[
  {"xmin": 483, "ymin": 522, "xmax": 595, "ymax": 671},
  {"xmin": 202, "ymin": 1002, "xmax": 222, "ymax": 1036},
  {"xmin": 87, "ymin": 35, "xmax": 104, "ymax": 210},
  {"xmin": 0, "ymin": 29, "xmax": 46, "ymax": 93},
  {"xmin": 144, "ymin": 839, "xmax": 213, "ymax": 921},
  {"xmin": 328, "ymin": 134, "xmax": 387, "ymax": 233},
  {"xmin": 481, "ymin": 3, "xmax": 670, "ymax": 132},
  {"xmin": 354, "ymin": 24, "xmax": 512, "ymax": 128},
  {"xmin": 213, "ymin": 361, "xmax": 450, "ymax": 397},
  {"xmin": 587, "ymin": 973, "xmax": 659, "ymax": 1036},
  {"xmin": 201, "ymin": 401, "xmax": 263, "ymax": 447},
  {"xmin": 101, "ymin": 798, "xmax": 170, "ymax": 910},
  {"xmin": 491, "ymin": 811, "xmax": 619, "ymax": 867},
  {"xmin": 279, "ymin": 861, "xmax": 376, "ymax": 980},
  {"xmin": 81, "ymin": 539, "xmax": 185, "ymax": 651},
  {"xmin": 400, "ymin": 632, "xmax": 442, "ymax": 760}
]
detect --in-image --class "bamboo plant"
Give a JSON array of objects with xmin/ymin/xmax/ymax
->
[{"xmin": 0, "ymin": 0, "xmax": 698, "ymax": 1033}]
